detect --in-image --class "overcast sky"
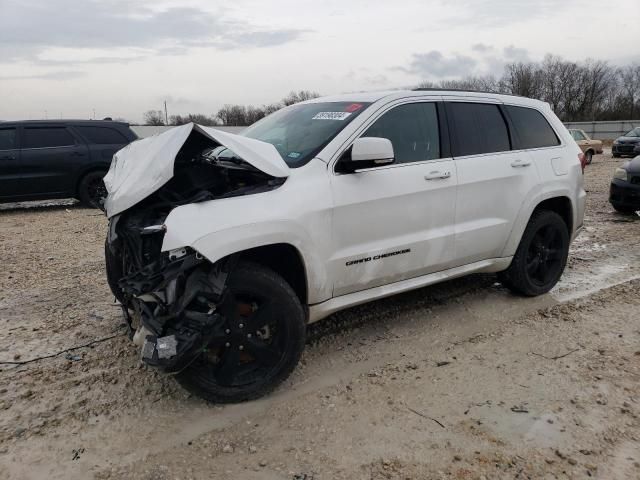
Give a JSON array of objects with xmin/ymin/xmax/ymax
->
[{"xmin": 1, "ymin": 0, "xmax": 638, "ymax": 123}]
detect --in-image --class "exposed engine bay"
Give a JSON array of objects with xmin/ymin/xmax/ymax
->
[{"xmin": 105, "ymin": 129, "xmax": 285, "ymax": 372}]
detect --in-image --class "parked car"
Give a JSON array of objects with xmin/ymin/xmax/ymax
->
[
  {"xmin": 104, "ymin": 90, "xmax": 586, "ymax": 403},
  {"xmin": 610, "ymin": 156, "xmax": 640, "ymax": 213},
  {"xmin": 568, "ymin": 128, "xmax": 603, "ymax": 164},
  {"xmin": 612, "ymin": 127, "xmax": 640, "ymax": 158},
  {"xmin": 0, "ymin": 120, "xmax": 137, "ymax": 207}
]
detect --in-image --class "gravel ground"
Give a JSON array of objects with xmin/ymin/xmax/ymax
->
[{"xmin": 0, "ymin": 152, "xmax": 639, "ymax": 479}]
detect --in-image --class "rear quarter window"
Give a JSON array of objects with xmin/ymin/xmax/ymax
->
[
  {"xmin": 505, "ymin": 105, "xmax": 560, "ymax": 149},
  {"xmin": 75, "ymin": 126, "xmax": 128, "ymax": 144}
]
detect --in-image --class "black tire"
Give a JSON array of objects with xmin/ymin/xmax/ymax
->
[
  {"xmin": 499, "ymin": 210, "xmax": 569, "ymax": 296},
  {"xmin": 611, "ymin": 203, "xmax": 637, "ymax": 214},
  {"xmin": 176, "ymin": 261, "xmax": 306, "ymax": 403},
  {"xmin": 104, "ymin": 240, "xmax": 127, "ymax": 305},
  {"xmin": 585, "ymin": 150, "xmax": 593, "ymax": 165},
  {"xmin": 77, "ymin": 171, "xmax": 108, "ymax": 208},
  {"xmin": 613, "ymin": 153, "xmax": 620, "ymax": 158}
]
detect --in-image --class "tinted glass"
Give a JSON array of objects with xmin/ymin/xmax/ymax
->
[
  {"xmin": 362, "ymin": 103, "xmax": 440, "ymax": 163},
  {"xmin": 448, "ymin": 102, "xmax": 510, "ymax": 156},
  {"xmin": 76, "ymin": 126, "xmax": 127, "ymax": 144},
  {"xmin": 505, "ymin": 105, "xmax": 560, "ymax": 149},
  {"xmin": 242, "ymin": 101, "xmax": 371, "ymax": 167},
  {"xmin": 0, "ymin": 128, "xmax": 17, "ymax": 150},
  {"xmin": 624, "ymin": 127, "xmax": 640, "ymax": 137},
  {"xmin": 23, "ymin": 128, "xmax": 75, "ymax": 148}
]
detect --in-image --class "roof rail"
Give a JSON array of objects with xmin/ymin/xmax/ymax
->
[{"xmin": 412, "ymin": 87, "xmax": 524, "ymax": 98}]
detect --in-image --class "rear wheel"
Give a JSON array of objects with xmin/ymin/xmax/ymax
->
[
  {"xmin": 77, "ymin": 171, "xmax": 107, "ymax": 208},
  {"xmin": 500, "ymin": 210, "xmax": 569, "ymax": 296},
  {"xmin": 176, "ymin": 261, "xmax": 306, "ymax": 403},
  {"xmin": 613, "ymin": 152, "xmax": 621, "ymax": 158},
  {"xmin": 585, "ymin": 150, "xmax": 593, "ymax": 165}
]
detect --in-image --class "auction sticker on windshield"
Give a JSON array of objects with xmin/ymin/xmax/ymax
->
[{"xmin": 312, "ymin": 112, "xmax": 352, "ymax": 121}]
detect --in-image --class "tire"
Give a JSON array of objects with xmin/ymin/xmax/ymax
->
[
  {"xmin": 104, "ymin": 240, "xmax": 127, "ymax": 305},
  {"xmin": 613, "ymin": 153, "xmax": 620, "ymax": 158},
  {"xmin": 176, "ymin": 261, "xmax": 306, "ymax": 403},
  {"xmin": 611, "ymin": 203, "xmax": 637, "ymax": 214},
  {"xmin": 499, "ymin": 210, "xmax": 569, "ymax": 297},
  {"xmin": 77, "ymin": 171, "xmax": 108, "ymax": 208},
  {"xmin": 585, "ymin": 150, "xmax": 593, "ymax": 165}
]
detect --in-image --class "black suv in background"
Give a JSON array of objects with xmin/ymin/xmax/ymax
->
[
  {"xmin": 0, "ymin": 120, "xmax": 137, "ymax": 207},
  {"xmin": 612, "ymin": 127, "xmax": 640, "ymax": 158}
]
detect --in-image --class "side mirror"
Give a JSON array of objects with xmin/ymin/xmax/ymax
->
[{"xmin": 337, "ymin": 137, "xmax": 395, "ymax": 173}]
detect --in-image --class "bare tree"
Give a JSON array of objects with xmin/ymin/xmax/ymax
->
[
  {"xmin": 143, "ymin": 110, "xmax": 166, "ymax": 126},
  {"xmin": 170, "ymin": 113, "xmax": 218, "ymax": 126},
  {"xmin": 281, "ymin": 90, "xmax": 320, "ymax": 106},
  {"xmin": 619, "ymin": 63, "xmax": 640, "ymax": 118}
]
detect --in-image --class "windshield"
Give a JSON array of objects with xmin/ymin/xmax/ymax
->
[
  {"xmin": 241, "ymin": 101, "xmax": 371, "ymax": 167},
  {"xmin": 624, "ymin": 127, "xmax": 640, "ymax": 137},
  {"xmin": 569, "ymin": 130, "xmax": 585, "ymax": 141}
]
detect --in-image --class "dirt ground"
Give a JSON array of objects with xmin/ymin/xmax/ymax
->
[{"xmin": 1, "ymin": 152, "xmax": 639, "ymax": 480}]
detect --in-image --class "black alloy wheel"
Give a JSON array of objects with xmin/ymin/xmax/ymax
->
[
  {"xmin": 177, "ymin": 261, "xmax": 306, "ymax": 403},
  {"xmin": 524, "ymin": 224, "xmax": 565, "ymax": 287},
  {"xmin": 500, "ymin": 210, "xmax": 569, "ymax": 296}
]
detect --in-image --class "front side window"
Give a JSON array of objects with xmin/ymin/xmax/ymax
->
[
  {"xmin": 362, "ymin": 102, "xmax": 440, "ymax": 164},
  {"xmin": 23, "ymin": 127, "xmax": 75, "ymax": 149},
  {"xmin": 448, "ymin": 102, "xmax": 510, "ymax": 157},
  {"xmin": 505, "ymin": 105, "xmax": 560, "ymax": 149},
  {"xmin": 0, "ymin": 128, "xmax": 17, "ymax": 150},
  {"xmin": 242, "ymin": 101, "xmax": 371, "ymax": 167},
  {"xmin": 75, "ymin": 126, "xmax": 127, "ymax": 145}
]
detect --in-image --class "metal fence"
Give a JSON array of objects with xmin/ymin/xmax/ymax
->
[{"xmin": 563, "ymin": 120, "xmax": 639, "ymax": 140}]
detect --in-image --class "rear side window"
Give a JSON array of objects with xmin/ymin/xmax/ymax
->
[
  {"xmin": 362, "ymin": 102, "xmax": 440, "ymax": 163},
  {"xmin": 75, "ymin": 126, "xmax": 127, "ymax": 144},
  {"xmin": 447, "ymin": 102, "xmax": 510, "ymax": 156},
  {"xmin": 505, "ymin": 105, "xmax": 560, "ymax": 149},
  {"xmin": 23, "ymin": 127, "xmax": 75, "ymax": 148},
  {"xmin": 0, "ymin": 128, "xmax": 17, "ymax": 150}
]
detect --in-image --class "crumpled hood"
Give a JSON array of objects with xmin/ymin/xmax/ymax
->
[{"xmin": 103, "ymin": 123, "xmax": 289, "ymax": 217}]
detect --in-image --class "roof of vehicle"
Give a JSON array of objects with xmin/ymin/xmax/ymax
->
[
  {"xmin": 302, "ymin": 89, "xmax": 549, "ymax": 109},
  {"xmin": 0, "ymin": 119, "xmax": 130, "ymax": 126}
]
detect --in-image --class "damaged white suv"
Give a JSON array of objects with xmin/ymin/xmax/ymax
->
[{"xmin": 104, "ymin": 90, "xmax": 586, "ymax": 403}]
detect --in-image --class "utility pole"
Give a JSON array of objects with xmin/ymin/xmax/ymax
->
[{"xmin": 164, "ymin": 100, "xmax": 169, "ymax": 125}]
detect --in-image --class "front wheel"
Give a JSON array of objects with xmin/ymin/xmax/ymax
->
[
  {"xmin": 176, "ymin": 261, "xmax": 306, "ymax": 403},
  {"xmin": 499, "ymin": 210, "xmax": 569, "ymax": 296}
]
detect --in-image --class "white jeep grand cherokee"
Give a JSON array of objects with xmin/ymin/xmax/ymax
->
[{"xmin": 104, "ymin": 89, "xmax": 586, "ymax": 403}]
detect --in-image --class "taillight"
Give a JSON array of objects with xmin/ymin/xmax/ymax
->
[{"xmin": 578, "ymin": 152, "xmax": 585, "ymax": 172}]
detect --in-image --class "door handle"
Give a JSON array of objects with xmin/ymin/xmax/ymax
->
[
  {"xmin": 510, "ymin": 159, "xmax": 531, "ymax": 168},
  {"xmin": 424, "ymin": 170, "xmax": 451, "ymax": 180}
]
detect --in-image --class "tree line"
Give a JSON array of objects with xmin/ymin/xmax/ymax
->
[
  {"xmin": 143, "ymin": 57, "xmax": 640, "ymax": 126},
  {"xmin": 418, "ymin": 55, "xmax": 640, "ymax": 122},
  {"xmin": 143, "ymin": 90, "xmax": 319, "ymax": 127}
]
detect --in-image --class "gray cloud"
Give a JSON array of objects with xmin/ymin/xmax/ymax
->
[
  {"xmin": 472, "ymin": 43, "xmax": 494, "ymax": 53},
  {"xmin": 503, "ymin": 45, "xmax": 530, "ymax": 62},
  {"xmin": 397, "ymin": 51, "xmax": 477, "ymax": 78},
  {"xmin": 0, "ymin": 70, "xmax": 85, "ymax": 81},
  {"xmin": 0, "ymin": 0, "xmax": 306, "ymax": 63}
]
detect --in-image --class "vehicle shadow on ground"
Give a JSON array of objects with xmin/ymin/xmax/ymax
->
[
  {"xmin": 0, "ymin": 199, "xmax": 90, "ymax": 213},
  {"xmin": 306, "ymin": 273, "xmax": 498, "ymax": 344}
]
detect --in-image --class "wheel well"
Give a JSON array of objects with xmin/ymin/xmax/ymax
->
[
  {"xmin": 585, "ymin": 149, "xmax": 594, "ymax": 155},
  {"xmin": 237, "ymin": 244, "xmax": 308, "ymax": 306},
  {"xmin": 534, "ymin": 197, "xmax": 573, "ymax": 233}
]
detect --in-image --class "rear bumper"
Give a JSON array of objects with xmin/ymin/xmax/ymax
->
[{"xmin": 610, "ymin": 179, "xmax": 640, "ymax": 208}]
